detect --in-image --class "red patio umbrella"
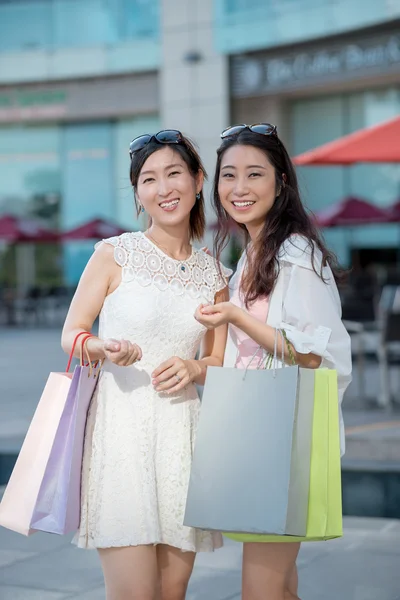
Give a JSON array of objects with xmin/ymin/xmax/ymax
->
[
  {"xmin": 0, "ymin": 214, "xmax": 59, "ymax": 243},
  {"xmin": 315, "ymin": 197, "xmax": 389, "ymax": 228},
  {"xmin": 386, "ymin": 199, "xmax": 400, "ymax": 222},
  {"xmin": 293, "ymin": 115, "xmax": 400, "ymax": 166},
  {"xmin": 62, "ymin": 217, "xmax": 126, "ymax": 240}
]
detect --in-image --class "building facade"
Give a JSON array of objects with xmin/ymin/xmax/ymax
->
[
  {"xmin": 221, "ymin": 0, "xmax": 400, "ymax": 264},
  {"xmin": 0, "ymin": 0, "xmax": 161, "ymax": 282},
  {"xmin": 1, "ymin": 0, "xmax": 400, "ymax": 283}
]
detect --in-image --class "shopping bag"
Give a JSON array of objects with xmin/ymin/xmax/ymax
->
[
  {"xmin": 225, "ymin": 369, "xmax": 342, "ymax": 542},
  {"xmin": 184, "ymin": 344, "xmax": 316, "ymax": 536},
  {"xmin": 0, "ymin": 332, "xmax": 100, "ymax": 536}
]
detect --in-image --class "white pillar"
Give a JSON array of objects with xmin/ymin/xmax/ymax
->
[{"xmin": 160, "ymin": 0, "xmax": 230, "ymax": 246}]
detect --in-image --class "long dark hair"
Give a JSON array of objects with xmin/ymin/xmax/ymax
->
[
  {"xmin": 212, "ymin": 130, "xmax": 341, "ymax": 305},
  {"xmin": 130, "ymin": 135, "xmax": 206, "ymax": 241}
]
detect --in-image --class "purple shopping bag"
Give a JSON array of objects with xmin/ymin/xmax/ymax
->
[
  {"xmin": 0, "ymin": 332, "xmax": 100, "ymax": 536},
  {"xmin": 31, "ymin": 362, "xmax": 100, "ymax": 535}
]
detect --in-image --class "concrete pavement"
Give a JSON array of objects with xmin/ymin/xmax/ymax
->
[{"xmin": 0, "ymin": 514, "xmax": 400, "ymax": 599}]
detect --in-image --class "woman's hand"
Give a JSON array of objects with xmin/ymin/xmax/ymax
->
[
  {"xmin": 194, "ymin": 301, "xmax": 239, "ymax": 330},
  {"xmin": 102, "ymin": 338, "xmax": 142, "ymax": 366},
  {"xmin": 152, "ymin": 357, "xmax": 201, "ymax": 394}
]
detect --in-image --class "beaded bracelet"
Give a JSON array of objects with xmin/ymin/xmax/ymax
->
[
  {"xmin": 282, "ymin": 329, "xmax": 296, "ymax": 366},
  {"xmin": 263, "ymin": 329, "xmax": 295, "ymax": 370}
]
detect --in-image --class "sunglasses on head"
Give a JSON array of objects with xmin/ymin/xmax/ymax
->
[
  {"xmin": 129, "ymin": 129, "xmax": 183, "ymax": 158},
  {"xmin": 221, "ymin": 123, "xmax": 278, "ymax": 139}
]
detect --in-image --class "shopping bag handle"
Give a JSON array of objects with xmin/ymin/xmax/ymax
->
[
  {"xmin": 65, "ymin": 331, "xmax": 93, "ymax": 373},
  {"xmin": 241, "ymin": 329, "xmax": 287, "ymax": 381},
  {"xmin": 80, "ymin": 333, "xmax": 97, "ymax": 377},
  {"xmin": 79, "ymin": 334, "xmax": 105, "ymax": 378},
  {"xmin": 79, "ymin": 334, "xmax": 93, "ymax": 365}
]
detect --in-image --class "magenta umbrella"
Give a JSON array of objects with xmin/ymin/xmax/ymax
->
[
  {"xmin": 314, "ymin": 197, "xmax": 389, "ymax": 228},
  {"xmin": 0, "ymin": 214, "xmax": 59, "ymax": 243},
  {"xmin": 314, "ymin": 197, "xmax": 393, "ymax": 269},
  {"xmin": 62, "ymin": 217, "xmax": 126, "ymax": 240},
  {"xmin": 386, "ymin": 199, "xmax": 400, "ymax": 222}
]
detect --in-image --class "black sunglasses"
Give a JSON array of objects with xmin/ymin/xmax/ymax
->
[
  {"xmin": 221, "ymin": 123, "xmax": 278, "ymax": 139},
  {"xmin": 129, "ymin": 129, "xmax": 183, "ymax": 158}
]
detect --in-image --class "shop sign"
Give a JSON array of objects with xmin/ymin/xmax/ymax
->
[
  {"xmin": 0, "ymin": 89, "xmax": 67, "ymax": 121},
  {"xmin": 232, "ymin": 32, "xmax": 400, "ymax": 96},
  {"xmin": 0, "ymin": 73, "xmax": 158, "ymax": 123}
]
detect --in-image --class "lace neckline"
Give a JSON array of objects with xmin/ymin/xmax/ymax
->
[
  {"xmin": 101, "ymin": 232, "xmax": 230, "ymax": 302},
  {"xmin": 139, "ymin": 232, "xmax": 196, "ymax": 269}
]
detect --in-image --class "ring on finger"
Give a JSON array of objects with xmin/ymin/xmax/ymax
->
[{"xmin": 175, "ymin": 374, "xmax": 182, "ymax": 383}]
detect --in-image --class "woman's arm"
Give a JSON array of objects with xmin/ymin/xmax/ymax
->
[
  {"xmin": 196, "ymin": 301, "xmax": 320, "ymax": 369},
  {"xmin": 196, "ymin": 260, "xmax": 351, "ymax": 373},
  {"xmin": 231, "ymin": 307, "xmax": 321, "ymax": 369},
  {"xmin": 188, "ymin": 287, "xmax": 229, "ymax": 385},
  {"xmin": 281, "ymin": 263, "xmax": 352, "ymax": 377},
  {"xmin": 61, "ymin": 243, "xmax": 142, "ymax": 365},
  {"xmin": 61, "ymin": 243, "xmax": 114, "ymax": 360},
  {"xmin": 151, "ymin": 287, "xmax": 229, "ymax": 393}
]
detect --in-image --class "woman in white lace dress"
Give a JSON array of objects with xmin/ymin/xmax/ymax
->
[{"xmin": 61, "ymin": 130, "xmax": 229, "ymax": 600}]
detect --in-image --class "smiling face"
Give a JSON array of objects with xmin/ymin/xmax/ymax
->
[
  {"xmin": 135, "ymin": 146, "xmax": 203, "ymax": 229},
  {"xmin": 218, "ymin": 144, "xmax": 279, "ymax": 233}
]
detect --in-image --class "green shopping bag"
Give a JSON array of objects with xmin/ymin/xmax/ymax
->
[{"xmin": 225, "ymin": 369, "xmax": 342, "ymax": 543}]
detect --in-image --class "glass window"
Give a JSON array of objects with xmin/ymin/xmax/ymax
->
[
  {"xmin": 348, "ymin": 89, "xmax": 400, "ymax": 208},
  {"xmin": 61, "ymin": 122, "xmax": 114, "ymax": 284},
  {"xmin": 0, "ymin": 1, "xmax": 52, "ymax": 51},
  {"xmin": 0, "ymin": 124, "xmax": 62, "ymax": 287},
  {"xmin": 121, "ymin": 0, "xmax": 160, "ymax": 39},
  {"xmin": 224, "ymin": 0, "xmax": 270, "ymax": 13},
  {"xmin": 0, "ymin": 124, "xmax": 61, "ymax": 222},
  {"xmin": 214, "ymin": 0, "xmax": 400, "ymax": 54},
  {"xmin": 291, "ymin": 87, "xmax": 400, "ymax": 263},
  {"xmin": 0, "ymin": 0, "xmax": 160, "ymax": 51},
  {"xmin": 53, "ymin": 0, "xmax": 118, "ymax": 47}
]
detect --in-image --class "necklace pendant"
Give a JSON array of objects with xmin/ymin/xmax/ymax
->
[{"xmin": 181, "ymin": 265, "xmax": 186, "ymax": 272}]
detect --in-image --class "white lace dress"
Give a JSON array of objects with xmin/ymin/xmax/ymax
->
[{"xmin": 73, "ymin": 231, "xmax": 228, "ymax": 551}]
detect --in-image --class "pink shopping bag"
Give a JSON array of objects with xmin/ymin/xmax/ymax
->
[{"xmin": 0, "ymin": 332, "xmax": 100, "ymax": 536}]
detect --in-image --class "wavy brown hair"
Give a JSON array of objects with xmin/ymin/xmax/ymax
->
[
  {"xmin": 212, "ymin": 130, "xmax": 341, "ymax": 306},
  {"xmin": 130, "ymin": 135, "xmax": 206, "ymax": 241}
]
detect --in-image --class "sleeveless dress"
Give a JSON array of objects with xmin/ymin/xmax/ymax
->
[{"xmin": 73, "ymin": 231, "xmax": 229, "ymax": 551}]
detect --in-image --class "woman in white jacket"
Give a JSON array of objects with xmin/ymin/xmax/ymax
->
[{"xmin": 195, "ymin": 123, "xmax": 352, "ymax": 600}]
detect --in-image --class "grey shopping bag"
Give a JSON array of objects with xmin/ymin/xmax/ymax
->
[{"xmin": 184, "ymin": 363, "xmax": 315, "ymax": 536}]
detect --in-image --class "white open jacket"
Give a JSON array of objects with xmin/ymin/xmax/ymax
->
[{"xmin": 223, "ymin": 235, "xmax": 352, "ymax": 456}]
